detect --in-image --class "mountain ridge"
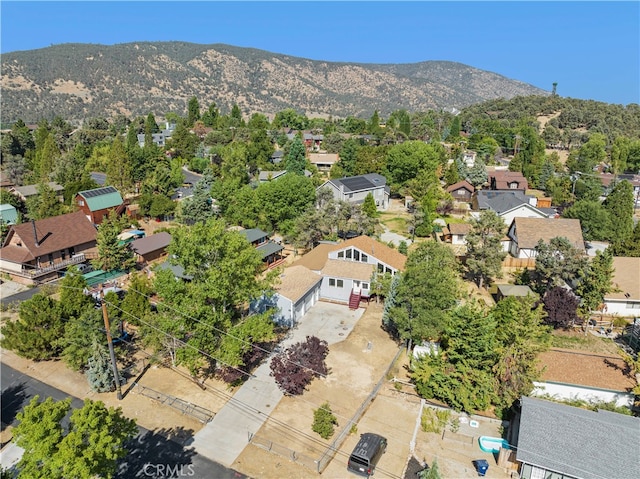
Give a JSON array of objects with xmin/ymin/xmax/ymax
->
[{"xmin": 0, "ymin": 41, "xmax": 548, "ymax": 123}]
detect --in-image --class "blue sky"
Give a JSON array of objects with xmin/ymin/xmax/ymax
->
[{"xmin": 1, "ymin": 1, "xmax": 639, "ymax": 105}]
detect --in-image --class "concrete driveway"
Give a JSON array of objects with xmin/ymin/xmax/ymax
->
[{"xmin": 190, "ymin": 301, "xmax": 365, "ymax": 467}]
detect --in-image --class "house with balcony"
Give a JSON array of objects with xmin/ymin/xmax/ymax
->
[
  {"xmin": 293, "ymin": 235, "xmax": 406, "ymax": 309},
  {"xmin": 76, "ymin": 186, "xmax": 125, "ymax": 225},
  {"xmin": 0, "ymin": 211, "xmax": 97, "ymax": 284},
  {"xmin": 319, "ymin": 173, "xmax": 390, "ymax": 211},
  {"xmin": 238, "ymin": 228, "xmax": 286, "ymax": 268},
  {"xmin": 488, "ymin": 170, "xmax": 529, "ymax": 192}
]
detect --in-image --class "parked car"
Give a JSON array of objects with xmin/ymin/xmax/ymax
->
[{"xmin": 347, "ymin": 433, "xmax": 387, "ymax": 477}]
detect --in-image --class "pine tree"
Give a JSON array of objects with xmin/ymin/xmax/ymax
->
[
  {"xmin": 465, "ymin": 210, "xmax": 507, "ymax": 289},
  {"xmin": 187, "ymin": 96, "xmax": 201, "ymax": 127},
  {"xmin": 285, "ymin": 136, "xmax": 307, "ymax": 175},
  {"xmin": 86, "ymin": 338, "xmax": 115, "ymax": 393},
  {"xmin": 361, "ymin": 192, "xmax": 379, "ymax": 218},
  {"xmin": 382, "ymin": 274, "xmax": 399, "ymax": 330},
  {"xmin": 93, "ymin": 212, "xmax": 135, "ymax": 272}
]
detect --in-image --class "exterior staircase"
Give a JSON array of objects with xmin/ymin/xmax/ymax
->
[{"xmin": 348, "ymin": 288, "xmax": 361, "ymax": 310}]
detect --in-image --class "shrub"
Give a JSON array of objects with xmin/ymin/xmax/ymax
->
[
  {"xmin": 312, "ymin": 402, "xmax": 338, "ymax": 439},
  {"xmin": 270, "ymin": 336, "xmax": 329, "ymax": 395}
]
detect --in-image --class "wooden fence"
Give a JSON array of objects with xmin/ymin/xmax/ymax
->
[{"xmin": 502, "ymin": 257, "xmax": 536, "ymax": 269}]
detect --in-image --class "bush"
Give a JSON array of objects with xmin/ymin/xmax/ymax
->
[
  {"xmin": 312, "ymin": 402, "xmax": 338, "ymax": 439},
  {"xmin": 420, "ymin": 407, "xmax": 450, "ymax": 433},
  {"xmin": 270, "ymin": 336, "xmax": 329, "ymax": 395}
]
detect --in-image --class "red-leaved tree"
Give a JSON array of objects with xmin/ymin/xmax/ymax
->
[
  {"xmin": 270, "ymin": 336, "xmax": 329, "ymax": 395},
  {"xmin": 542, "ymin": 286, "xmax": 582, "ymax": 329}
]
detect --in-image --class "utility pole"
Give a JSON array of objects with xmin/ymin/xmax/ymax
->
[{"xmin": 100, "ymin": 284, "xmax": 123, "ymax": 400}]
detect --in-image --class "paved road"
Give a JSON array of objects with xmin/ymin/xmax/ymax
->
[
  {"xmin": 0, "ymin": 285, "xmax": 42, "ymax": 307},
  {"xmin": 0, "ymin": 363, "xmax": 247, "ymax": 479}
]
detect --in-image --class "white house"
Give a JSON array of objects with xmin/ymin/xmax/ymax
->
[
  {"xmin": 603, "ymin": 256, "xmax": 640, "ymax": 317},
  {"xmin": 319, "ymin": 174, "xmax": 390, "ymax": 211},
  {"xmin": 259, "ymin": 265, "xmax": 323, "ymax": 326},
  {"xmin": 507, "ymin": 217, "xmax": 585, "ymax": 259},
  {"xmin": 472, "ymin": 190, "xmax": 552, "ymax": 226},
  {"xmin": 293, "ymin": 235, "xmax": 406, "ymax": 308}
]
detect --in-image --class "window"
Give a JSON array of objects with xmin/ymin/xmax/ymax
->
[
  {"xmin": 346, "ymin": 249, "xmax": 352, "ymax": 259},
  {"xmin": 626, "ymin": 302, "xmax": 640, "ymax": 309},
  {"xmin": 377, "ymin": 263, "xmax": 384, "ymax": 273},
  {"xmin": 337, "ymin": 251, "xmax": 344, "ymax": 259},
  {"xmin": 509, "ymin": 182, "xmax": 518, "ymax": 189},
  {"xmin": 78, "ymin": 200, "xmax": 85, "ymax": 206},
  {"xmin": 362, "ymin": 282, "xmax": 369, "ymax": 290},
  {"xmin": 354, "ymin": 250, "xmax": 360, "ymax": 261},
  {"xmin": 349, "ymin": 193, "xmax": 353, "ymax": 198},
  {"xmin": 385, "ymin": 266, "xmax": 392, "ymax": 274},
  {"xmin": 361, "ymin": 253, "xmax": 368, "ymax": 263},
  {"xmin": 329, "ymin": 278, "xmax": 336, "ymax": 287},
  {"xmin": 61, "ymin": 250, "xmax": 66, "ymax": 260},
  {"xmin": 337, "ymin": 279, "xmax": 344, "ymax": 288}
]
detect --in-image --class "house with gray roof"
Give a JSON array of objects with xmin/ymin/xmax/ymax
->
[
  {"xmin": 473, "ymin": 190, "xmax": 553, "ymax": 225},
  {"xmin": 319, "ymin": 173, "xmax": 390, "ymax": 210},
  {"xmin": 238, "ymin": 228, "xmax": 285, "ymax": 268},
  {"xmin": 514, "ymin": 396, "xmax": 639, "ymax": 479},
  {"xmin": 10, "ymin": 182, "xmax": 64, "ymax": 203}
]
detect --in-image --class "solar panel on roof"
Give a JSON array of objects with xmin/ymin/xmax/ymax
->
[
  {"xmin": 81, "ymin": 186, "xmax": 117, "ymax": 198},
  {"xmin": 341, "ymin": 177, "xmax": 374, "ymax": 191}
]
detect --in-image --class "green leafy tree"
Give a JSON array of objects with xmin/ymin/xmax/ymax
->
[
  {"xmin": 256, "ymin": 173, "xmax": 316, "ymax": 232},
  {"xmin": 444, "ymin": 162, "xmax": 460, "ymax": 186},
  {"xmin": 13, "ymin": 396, "xmax": 137, "ymax": 479},
  {"xmin": 563, "ymin": 200, "xmax": 611, "ymax": 241},
  {"xmin": 385, "ymin": 141, "xmax": 444, "ymax": 190},
  {"xmin": 0, "ymin": 294, "xmax": 64, "ymax": 360},
  {"xmin": 418, "ymin": 459, "xmax": 442, "ymax": 479},
  {"xmin": 576, "ymin": 249, "xmax": 615, "ymax": 316},
  {"xmin": 611, "ymin": 221, "xmax": 640, "ymax": 257},
  {"xmin": 491, "ymin": 296, "xmax": 550, "ymax": 413},
  {"xmin": 285, "ymin": 136, "xmax": 307, "ymax": 175},
  {"xmin": 391, "ymin": 242, "xmax": 460, "ymax": 343},
  {"xmin": 412, "ymin": 303, "xmax": 497, "ymax": 413},
  {"xmin": 93, "ymin": 212, "xmax": 135, "ymax": 272},
  {"xmin": 59, "ymin": 267, "xmax": 94, "ymax": 319},
  {"xmin": 361, "ymin": 192, "xmax": 379, "ymax": 218},
  {"xmin": 312, "ymin": 402, "xmax": 338, "ymax": 439},
  {"xmin": 465, "ymin": 211, "xmax": 507, "ymax": 289},
  {"xmin": 120, "ymin": 272, "xmax": 153, "ymax": 325},
  {"xmin": 568, "ymin": 133, "xmax": 607, "ymax": 173},
  {"xmin": 533, "ymin": 237, "xmax": 588, "ymax": 293}
]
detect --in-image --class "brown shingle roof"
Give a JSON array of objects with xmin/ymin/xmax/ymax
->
[
  {"xmin": 276, "ymin": 265, "xmax": 322, "ymax": 303},
  {"xmin": 538, "ymin": 348, "xmax": 636, "ymax": 391},
  {"xmin": 131, "ymin": 232, "xmax": 172, "ymax": 257},
  {"xmin": 339, "ymin": 236, "xmax": 407, "ymax": 271},
  {"xmin": 321, "ymin": 259, "xmax": 374, "ymax": 282},
  {"xmin": 447, "ymin": 223, "xmax": 472, "ymax": 235},
  {"xmin": 291, "ymin": 243, "xmax": 337, "ymax": 271},
  {"xmin": 512, "ymin": 217, "xmax": 585, "ymax": 251},
  {"xmin": 606, "ymin": 257, "xmax": 640, "ymax": 301},
  {"xmin": 0, "ymin": 211, "xmax": 97, "ymax": 262},
  {"xmin": 445, "ymin": 180, "xmax": 474, "ymax": 194},
  {"xmin": 489, "ymin": 170, "xmax": 529, "ymax": 190},
  {"xmin": 292, "ymin": 236, "xmax": 407, "ymax": 272}
]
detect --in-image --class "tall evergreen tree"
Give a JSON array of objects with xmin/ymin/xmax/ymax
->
[
  {"xmin": 187, "ymin": 96, "xmax": 201, "ymax": 127},
  {"xmin": 86, "ymin": 338, "xmax": 115, "ymax": 393},
  {"xmin": 285, "ymin": 136, "xmax": 307, "ymax": 175},
  {"xmin": 92, "ymin": 212, "xmax": 135, "ymax": 272},
  {"xmin": 576, "ymin": 249, "xmax": 615, "ymax": 315},
  {"xmin": 603, "ymin": 180, "xmax": 634, "ymax": 245}
]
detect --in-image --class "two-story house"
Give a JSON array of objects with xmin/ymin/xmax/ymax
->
[
  {"xmin": 0, "ymin": 211, "xmax": 97, "ymax": 284},
  {"xmin": 319, "ymin": 173, "xmax": 390, "ymax": 210},
  {"xmin": 76, "ymin": 186, "xmax": 125, "ymax": 225},
  {"xmin": 488, "ymin": 170, "xmax": 529, "ymax": 192},
  {"xmin": 507, "ymin": 217, "xmax": 585, "ymax": 258}
]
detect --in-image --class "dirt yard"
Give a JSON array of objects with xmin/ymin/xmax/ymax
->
[{"xmin": 231, "ymin": 302, "xmax": 511, "ymax": 479}]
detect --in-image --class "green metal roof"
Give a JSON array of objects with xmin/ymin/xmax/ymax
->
[
  {"xmin": 78, "ymin": 186, "xmax": 123, "ymax": 211},
  {"xmin": 0, "ymin": 204, "xmax": 18, "ymax": 224}
]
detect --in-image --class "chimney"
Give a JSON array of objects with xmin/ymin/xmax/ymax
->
[{"xmin": 31, "ymin": 219, "xmax": 39, "ymax": 247}]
